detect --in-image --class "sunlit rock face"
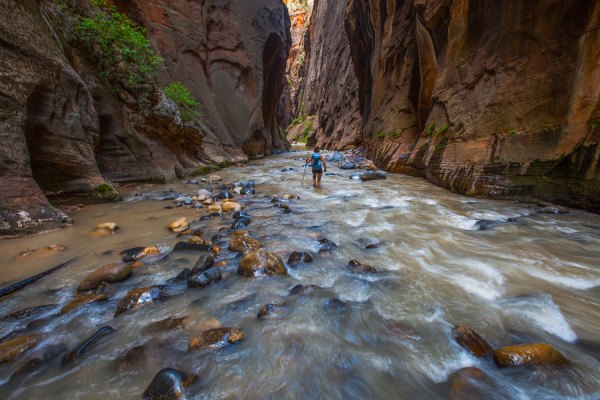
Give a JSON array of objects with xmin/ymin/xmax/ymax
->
[{"xmin": 346, "ymin": 0, "xmax": 600, "ymax": 212}]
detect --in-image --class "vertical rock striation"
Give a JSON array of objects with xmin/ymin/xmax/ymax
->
[
  {"xmin": 346, "ymin": 0, "xmax": 600, "ymax": 211},
  {"xmin": 295, "ymin": 0, "xmax": 362, "ymax": 149}
]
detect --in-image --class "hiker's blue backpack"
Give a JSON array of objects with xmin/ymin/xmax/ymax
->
[{"xmin": 311, "ymin": 153, "xmax": 322, "ymax": 170}]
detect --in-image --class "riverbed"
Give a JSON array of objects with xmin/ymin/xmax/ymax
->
[{"xmin": 1, "ymin": 150, "xmax": 599, "ymax": 399}]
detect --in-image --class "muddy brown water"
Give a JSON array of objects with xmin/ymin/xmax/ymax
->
[{"xmin": 0, "ymin": 151, "xmax": 599, "ymax": 399}]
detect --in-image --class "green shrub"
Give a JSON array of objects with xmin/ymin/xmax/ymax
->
[
  {"xmin": 436, "ymin": 124, "xmax": 448, "ymax": 137},
  {"xmin": 426, "ymin": 123, "xmax": 435, "ymax": 136},
  {"xmin": 388, "ymin": 130, "xmax": 399, "ymax": 139},
  {"xmin": 376, "ymin": 130, "xmax": 386, "ymax": 139},
  {"xmin": 193, "ymin": 164, "xmax": 220, "ymax": 176},
  {"xmin": 299, "ymin": 120, "xmax": 313, "ymax": 143},
  {"xmin": 163, "ymin": 82, "xmax": 201, "ymax": 122},
  {"xmin": 290, "ymin": 114, "xmax": 304, "ymax": 126},
  {"xmin": 74, "ymin": 0, "xmax": 162, "ymax": 86}
]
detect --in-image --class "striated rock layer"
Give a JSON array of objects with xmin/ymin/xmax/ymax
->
[
  {"xmin": 346, "ymin": 0, "xmax": 600, "ymax": 211},
  {"xmin": 294, "ymin": 0, "xmax": 362, "ymax": 149},
  {"xmin": 0, "ymin": 0, "xmax": 291, "ymax": 236}
]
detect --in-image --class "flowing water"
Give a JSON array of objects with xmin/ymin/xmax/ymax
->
[{"xmin": 1, "ymin": 150, "xmax": 600, "ymax": 399}]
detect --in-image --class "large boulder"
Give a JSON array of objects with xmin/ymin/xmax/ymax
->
[
  {"xmin": 287, "ymin": 251, "xmax": 313, "ymax": 266},
  {"xmin": 187, "ymin": 267, "xmax": 222, "ymax": 288},
  {"xmin": 188, "ymin": 328, "xmax": 244, "ymax": 351},
  {"xmin": 143, "ymin": 368, "xmax": 198, "ymax": 400},
  {"xmin": 452, "ymin": 325, "xmax": 493, "ymax": 358},
  {"xmin": 493, "ymin": 343, "xmax": 568, "ymax": 368},
  {"xmin": 77, "ymin": 263, "xmax": 133, "ymax": 292},
  {"xmin": 238, "ymin": 250, "xmax": 286, "ymax": 277}
]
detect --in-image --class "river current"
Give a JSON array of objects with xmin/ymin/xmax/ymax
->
[{"xmin": 1, "ymin": 150, "xmax": 599, "ymax": 399}]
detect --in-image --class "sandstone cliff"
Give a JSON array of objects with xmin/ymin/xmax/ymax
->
[
  {"xmin": 346, "ymin": 0, "xmax": 600, "ymax": 211},
  {"xmin": 0, "ymin": 0, "xmax": 290, "ymax": 236},
  {"xmin": 294, "ymin": 0, "xmax": 362, "ymax": 149}
]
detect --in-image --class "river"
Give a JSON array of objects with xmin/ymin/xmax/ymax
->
[{"xmin": 1, "ymin": 150, "xmax": 599, "ymax": 399}]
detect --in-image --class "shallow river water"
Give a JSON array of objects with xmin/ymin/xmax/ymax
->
[{"xmin": 1, "ymin": 150, "xmax": 600, "ymax": 399}]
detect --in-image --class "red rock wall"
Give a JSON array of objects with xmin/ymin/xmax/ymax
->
[
  {"xmin": 0, "ymin": 0, "xmax": 291, "ymax": 236},
  {"xmin": 346, "ymin": 0, "xmax": 600, "ymax": 211},
  {"xmin": 296, "ymin": 0, "xmax": 362, "ymax": 149},
  {"xmin": 119, "ymin": 0, "xmax": 291, "ymax": 160}
]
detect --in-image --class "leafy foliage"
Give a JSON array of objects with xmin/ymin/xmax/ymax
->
[
  {"xmin": 74, "ymin": 0, "xmax": 162, "ymax": 86},
  {"xmin": 299, "ymin": 120, "xmax": 313, "ymax": 143},
  {"xmin": 163, "ymin": 82, "xmax": 202, "ymax": 122}
]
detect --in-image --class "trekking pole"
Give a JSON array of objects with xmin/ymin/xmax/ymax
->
[{"xmin": 302, "ymin": 161, "xmax": 307, "ymax": 186}]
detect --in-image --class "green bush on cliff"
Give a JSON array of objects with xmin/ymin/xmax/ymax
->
[
  {"xmin": 163, "ymin": 82, "xmax": 202, "ymax": 122},
  {"xmin": 74, "ymin": 0, "xmax": 162, "ymax": 86},
  {"xmin": 299, "ymin": 120, "xmax": 313, "ymax": 143}
]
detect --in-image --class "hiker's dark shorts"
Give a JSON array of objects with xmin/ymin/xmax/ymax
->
[{"xmin": 312, "ymin": 168, "xmax": 322, "ymax": 174}]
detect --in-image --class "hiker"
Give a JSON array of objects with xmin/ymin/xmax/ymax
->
[{"xmin": 306, "ymin": 146, "xmax": 327, "ymax": 188}]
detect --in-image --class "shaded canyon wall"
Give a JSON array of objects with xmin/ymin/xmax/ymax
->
[
  {"xmin": 345, "ymin": 0, "xmax": 600, "ymax": 211},
  {"xmin": 0, "ymin": 0, "xmax": 291, "ymax": 236}
]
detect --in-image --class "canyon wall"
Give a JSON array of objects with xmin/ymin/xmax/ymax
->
[
  {"xmin": 346, "ymin": 0, "xmax": 600, "ymax": 211},
  {"xmin": 293, "ymin": 0, "xmax": 362, "ymax": 149},
  {"xmin": 0, "ymin": 0, "xmax": 290, "ymax": 236}
]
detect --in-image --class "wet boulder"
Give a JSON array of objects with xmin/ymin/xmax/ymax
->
[
  {"xmin": 63, "ymin": 326, "xmax": 115, "ymax": 365},
  {"xmin": 281, "ymin": 167, "xmax": 295, "ymax": 172},
  {"xmin": 120, "ymin": 246, "xmax": 160, "ymax": 262},
  {"xmin": 234, "ymin": 180, "xmax": 255, "ymax": 189},
  {"xmin": 452, "ymin": 325, "xmax": 494, "ymax": 358},
  {"xmin": 360, "ymin": 171, "xmax": 386, "ymax": 181},
  {"xmin": 0, "ymin": 334, "xmax": 43, "ymax": 365},
  {"xmin": 229, "ymin": 231, "xmax": 261, "ymax": 253},
  {"xmin": 232, "ymin": 217, "xmax": 251, "ymax": 230},
  {"xmin": 215, "ymin": 190, "xmax": 234, "ymax": 200},
  {"xmin": 222, "ymin": 202, "xmax": 242, "ymax": 212},
  {"xmin": 318, "ymin": 238, "xmax": 338, "ymax": 253},
  {"xmin": 287, "ymin": 252, "xmax": 313, "ymax": 267},
  {"xmin": 1, "ymin": 304, "xmax": 57, "ymax": 322},
  {"xmin": 188, "ymin": 327, "xmax": 244, "ymax": 351},
  {"xmin": 240, "ymin": 187, "xmax": 255, "ymax": 195},
  {"xmin": 257, "ymin": 304, "xmax": 287, "ymax": 319},
  {"xmin": 143, "ymin": 368, "xmax": 198, "ymax": 400},
  {"xmin": 173, "ymin": 242, "xmax": 212, "ymax": 252},
  {"xmin": 114, "ymin": 287, "xmax": 165, "ymax": 317},
  {"xmin": 187, "ymin": 267, "xmax": 222, "ymax": 288},
  {"xmin": 168, "ymin": 217, "xmax": 189, "ymax": 233},
  {"xmin": 274, "ymin": 202, "xmax": 289, "ymax": 210},
  {"xmin": 348, "ymin": 260, "xmax": 377, "ymax": 273},
  {"xmin": 232, "ymin": 211, "xmax": 250, "ymax": 220},
  {"xmin": 340, "ymin": 162, "xmax": 356, "ymax": 170},
  {"xmin": 238, "ymin": 250, "xmax": 286, "ymax": 277},
  {"xmin": 191, "ymin": 253, "xmax": 215, "ymax": 274},
  {"xmin": 196, "ymin": 189, "xmax": 213, "ymax": 201},
  {"xmin": 60, "ymin": 293, "xmax": 108, "ymax": 314},
  {"xmin": 18, "ymin": 244, "xmax": 66, "ymax": 258},
  {"xmin": 493, "ymin": 343, "xmax": 568, "ymax": 368},
  {"xmin": 77, "ymin": 262, "xmax": 133, "ymax": 292},
  {"xmin": 539, "ymin": 205, "xmax": 569, "ymax": 214}
]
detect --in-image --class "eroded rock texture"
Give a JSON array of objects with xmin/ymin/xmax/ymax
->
[
  {"xmin": 0, "ymin": 0, "xmax": 291, "ymax": 236},
  {"xmin": 346, "ymin": 0, "xmax": 600, "ymax": 211},
  {"xmin": 295, "ymin": 0, "xmax": 362, "ymax": 149},
  {"xmin": 120, "ymin": 0, "xmax": 292, "ymax": 161}
]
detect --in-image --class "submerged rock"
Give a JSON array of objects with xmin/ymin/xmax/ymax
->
[
  {"xmin": 187, "ymin": 267, "xmax": 222, "ymax": 288},
  {"xmin": 452, "ymin": 325, "xmax": 494, "ymax": 358},
  {"xmin": 318, "ymin": 238, "xmax": 338, "ymax": 253},
  {"xmin": 173, "ymin": 242, "xmax": 212, "ymax": 252},
  {"xmin": 143, "ymin": 316, "xmax": 188, "ymax": 334},
  {"xmin": 1, "ymin": 304, "xmax": 57, "ymax": 322},
  {"xmin": 493, "ymin": 343, "xmax": 568, "ymax": 367},
  {"xmin": 62, "ymin": 326, "xmax": 115, "ymax": 365},
  {"xmin": 215, "ymin": 190, "xmax": 234, "ymax": 200},
  {"xmin": 238, "ymin": 250, "xmax": 286, "ymax": 277},
  {"xmin": 539, "ymin": 205, "xmax": 569, "ymax": 214},
  {"xmin": 188, "ymin": 327, "xmax": 244, "ymax": 351},
  {"xmin": 287, "ymin": 252, "xmax": 313, "ymax": 266},
  {"xmin": 60, "ymin": 293, "xmax": 108, "ymax": 314},
  {"xmin": 360, "ymin": 171, "xmax": 386, "ymax": 181},
  {"xmin": 10, "ymin": 343, "xmax": 66, "ymax": 382},
  {"xmin": 257, "ymin": 304, "xmax": 287, "ymax": 319},
  {"xmin": 0, "ymin": 334, "xmax": 43, "ymax": 365},
  {"xmin": 143, "ymin": 368, "xmax": 198, "ymax": 400},
  {"xmin": 77, "ymin": 262, "xmax": 133, "ymax": 292},
  {"xmin": 18, "ymin": 244, "xmax": 66, "ymax": 258},
  {"xmin": 323, "ymin": 298, "xmax": 348, "ymax": 314},
  {"xmin": 348, "ymin": 260, "xmax": 377, "ymax": 273},
  {"xmin": 229, "ymin": 231, "xmax": 261, "ymax": 253},
  {"xmin": 231, "ymin": 217, "xmax": 251, "ymax": 230},
  {"xmin": 114, "ymin": 287, "xmax": 165, "ymax": 317},
  {"xmin": 288, "ymin": 284, "xmax": 322, "ymax": 296},
  {"xmin": 448, "ymin": 367, "xmax": 506, "ymax": 400},
  {"xmin": 340, "ymin": 162, "xmax": 356, "ymax": 170}
]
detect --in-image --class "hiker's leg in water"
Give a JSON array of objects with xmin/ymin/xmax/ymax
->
[
  {"xmin": 312, "ymin": 171, "xmax": 317, "ymax": 187},
  {"xmin": 316, "ymin": 171, "xmax": 322, "ymax": 188}
]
